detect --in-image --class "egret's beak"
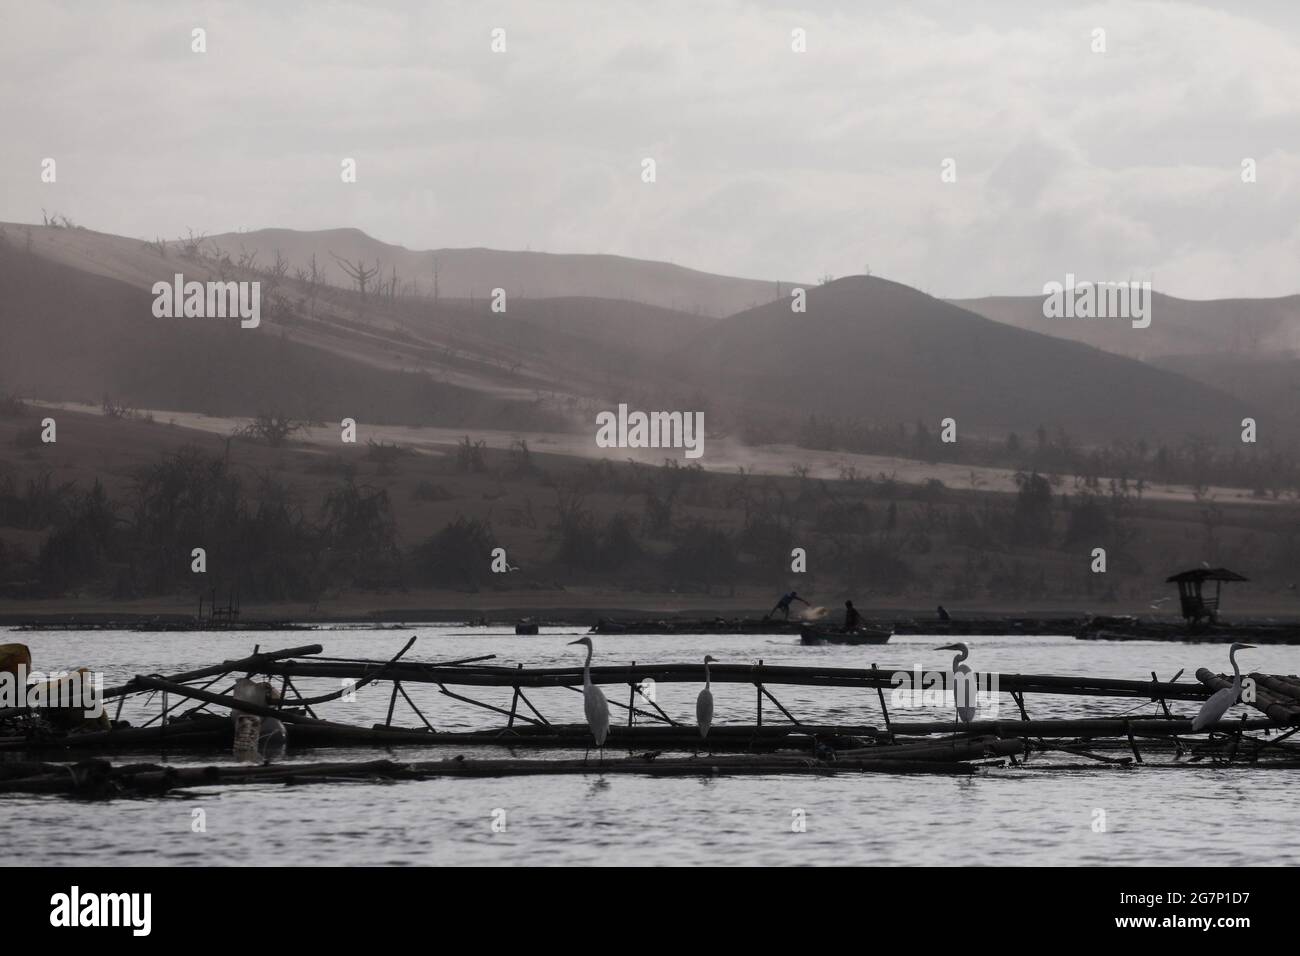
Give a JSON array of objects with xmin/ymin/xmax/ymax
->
[
  {"xmin": 567, "ymin": 638, "xmax": 584, "ymax": 645},
  {"xmin": 1240, "ymin": 643, "xmax": 1257, "ymax": 650},
  {"xmin": 936, "ymin": 643, "xmax": 961, "ymax": 651}
]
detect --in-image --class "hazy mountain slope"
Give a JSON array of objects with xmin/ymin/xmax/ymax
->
[
  {"xmin": 0, "ymin": 241, "xmax": 561, "ymax": 429},
  {"xmin": 497, "ymin": 297, "xmax": 709, "ymax": 356},
  {"xmin": 196, "ymin": 227, "xmax": 795, "ymax": 317},
  {"xmin": 0, "ymin": 224, "xmax": 717, "ymax": 421},
  {"xmin": 952, "ymin": 292, "xmax": 1300, "ymax": 360},
  {"xmin": 2, "ymin": 223, "xmax": 1280, "ymax": 445},
  {"xmin": 681, "ymin": 276, "xmax": 1250, "ymax": 441},
  {"xmin": 1150, "ymin": 353, "xmax": 1300, "ymax": 426}
]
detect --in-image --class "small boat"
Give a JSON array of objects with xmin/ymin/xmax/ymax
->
[
  {"xmin": 514, "ymin": 619, "xmax": 539, "ymax": 635},
  {"xmin": 799, "ymin": 623, "xmax": 891, "ymax": 646}
]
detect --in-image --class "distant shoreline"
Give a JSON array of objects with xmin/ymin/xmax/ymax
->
[{"xmin": 6, "ymin": 607, "xmax": 1299, "ymax": 632}]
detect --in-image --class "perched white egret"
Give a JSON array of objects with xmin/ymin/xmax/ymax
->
[
  {"xmin": 1191, "ymin": 642, "xmax": 1255, "ymax": 732},
  {"xmin": 936, "ymin": 642, "xmax": 976, "ymax": 732},
  {"xmin": 568, "ymin": 637, "xmax": 610, "ymax": 762},
  {"xmin": 696, "ymin": 655, "xmax": 716, "ymax": 739}
]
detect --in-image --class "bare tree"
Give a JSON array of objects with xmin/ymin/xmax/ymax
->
[
  {"xmin": 330, "ymin": 252, "xmax": 380, "ymax": 300},
  {"xmin": 180, "ymin": 228, "xmax": 206, "ymax": 259},
  {"xmin": 267, "ymin": 249, "xmax": 289, "ymax": 286},
  {"xmin": 293, "ymin": 253, "xmax": 323, "ymax": 318},
  {"xmin": 41, "ymin": 209, "xmax": 78, "ymax": 228}
]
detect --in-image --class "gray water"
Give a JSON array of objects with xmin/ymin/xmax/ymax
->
[{"xmin": 2, "ymin": 626, "xmax": 1297, "ymax": 866}]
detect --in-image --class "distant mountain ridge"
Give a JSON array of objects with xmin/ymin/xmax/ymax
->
[
  {"xmin": 680, "ymin": 276, "xmax": 1252, "ymax": 442},
  {"xmin": 952, "ymin": 292, "xmax": 1300, "ymax": 360},
  {"xmin": 195, "ymin": 227, "xmax": 800, "ymax": 318},
  {"xmin": 0, "ymin": 221, "xmax": 1282, "ymax": 445}
]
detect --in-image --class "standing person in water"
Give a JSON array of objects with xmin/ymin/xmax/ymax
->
[
  {"xmin": 767, "ymin": 590, "xmax": 809, "ymax": 621},
  {"xmin": 843, "ymin": 600, "xmax": 863, "ymax": 632}
]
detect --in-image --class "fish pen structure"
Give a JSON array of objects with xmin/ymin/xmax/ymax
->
[{"xmin": 3, "ymin": 640, "xmax": 1299, "ymax": 798}]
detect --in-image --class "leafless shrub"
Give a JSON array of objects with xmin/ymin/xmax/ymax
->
[
  {"xmin": 454, "ymin": 436, "xmax": 487, "ymax": 473},
  {"xmin": 0, "ymin": 392, "xmax": 28, "ymax": 418},
  {"xmin": 235, "ymin": 411, "xmax": 306, "ymax": 447},
  {"xmin": 180, "ymin": 228, "xmax": 207, "ymax": 259}
]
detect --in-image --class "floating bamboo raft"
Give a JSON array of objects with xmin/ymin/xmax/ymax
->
[{"xmin": 4, "ymin": 641, "xmax": 1299, "ymax": 796}]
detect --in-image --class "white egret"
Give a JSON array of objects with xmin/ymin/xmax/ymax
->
[
  {"xmin": 936, "ymin": 642, "xmax": 976, "ymax": 733},
  {"xmin": 568, "ymin": 637, "xmax": 610, "ymax": 763},
  {"xmin": 1191, "ymin": 642, "xmax": 1255, "ymax": 732},
  {"xmin": 696, "ymin": 655, "xmax": 716, "ymax": 739}
]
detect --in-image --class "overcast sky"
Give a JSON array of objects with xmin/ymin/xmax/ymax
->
[{"xmin": 2, "ymin": 0, "xmax": 1298, "ymax": 298}]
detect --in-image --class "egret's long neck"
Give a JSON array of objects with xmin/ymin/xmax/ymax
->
[
  {"xmin": 582, "ymin": 643, "xmax": 593, "ymax": 684},
  {"xmin": 952, "ymin": 652, "xmax": 963, "ymax": 674},
  {"xmin": 1229, "ymin": 647, "xmax": 1242, "ymax": 690},
  {"xmin": 704, "ymin": 660, "xmax": 711, "ymax": 688}
]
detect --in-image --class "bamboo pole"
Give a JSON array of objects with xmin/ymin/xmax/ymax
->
[
  {"xmin": 252, "ymin": 659, "xmax": 1212, "ymax": 701},
  {"xmin": 872, "ymin": 662, "xmax": 892, "ymax": 736},
  {"xmin": 507, "ymin": 663, "xmax": 522, "ymax": 729},
  {"xmin": 101, "ymin": 645, "xmax": 324, "ymax": 700},
  {"xmin": 285, "ymin": 636, "xmax": 416, "ymax": 707}
]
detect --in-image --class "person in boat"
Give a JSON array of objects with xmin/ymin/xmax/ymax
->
[
  {"xmin": 767, "ymin": 590, "xmax": 809, "ymax": 621},
  {"xmin": 843, "ymin": 600, "xmax": 862, "ymax": 632}
]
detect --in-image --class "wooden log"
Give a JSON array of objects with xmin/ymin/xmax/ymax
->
[
  {"xmin": 0, "ymin": 754, "xmax": 981, "ymax": 794},
  {"xmin": 134, "ymin": 675, "xmax": 316, "ymax": 723},
  {"xmin": 9, "ymin": 708, "xmax": 1283, "ymax": 757},
  {"xmin": 1250, "ymin": 674, "xmax": 1300, "ymax": 707},
  {"xmin": 878, "ymin": 716, "xmax": 1277, "ymax": 737},
  {"xmin": 101, "ymin": 645, "xmax": 324, "ymax": 700},
  {"xmin": 1195, "ymin": 669, "xmax": 1300, "ymax": 724},
  {"xmin": 287, "ymin": 636, "xmax": 416, "ymax": 707},
  {"xmin": 834, "ymin": 736, "xmax": 1024, "ymax": 762},
  {"xmin": 0, "ymin": 719, "xmax": 231, "ymax": 752},
  {"xmin": 254, "ymin": 659, "xmax": 1212, "ymax": 701},
  {"xmin": 1263, "ymin": 674, "xmax": 1300, "ymax": 699}
]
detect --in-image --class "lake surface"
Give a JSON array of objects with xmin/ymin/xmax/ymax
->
[{"xmin": 2, "ymin": 626, "xmax": 1297, "ymax": 866}]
